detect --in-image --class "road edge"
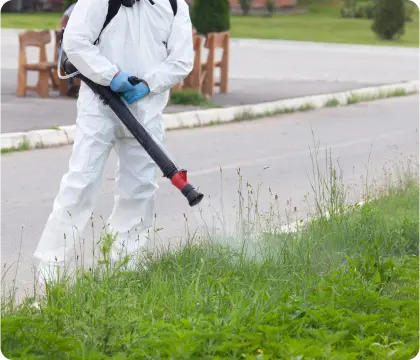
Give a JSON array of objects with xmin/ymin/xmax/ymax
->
[{"xmin": 1, "ymin": 81, "xmax": 418, "ymax": 152}]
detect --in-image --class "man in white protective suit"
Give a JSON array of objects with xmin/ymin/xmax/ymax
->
[{"xmin": 33, "ymin": 0, "xmax": 194, "ymax": 283}]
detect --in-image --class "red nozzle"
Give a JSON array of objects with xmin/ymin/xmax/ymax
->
[
  {"xmin": 170, "ymin": 169, "xmax": 204, "ymax": 207},
  {"xmin": 171, "ymin": 170, "xmax": 188, "ymax": 191}
]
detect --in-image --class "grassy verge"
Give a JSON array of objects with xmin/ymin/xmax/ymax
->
[
  {"xmin": 345, "ymin": 88, "xmax": 411, "ymax": 104},
  {"xmin": 1, "ymin": 151, "xmax": 418, "ymax": 359},
  {"xmin": 2, "ymin": 5, "xmax": 418, "ymax": 47},
  {"xmin": 232, "ymin": 87, "xmax": 417, "ymax": 120},
  {"xmin": 168, "ymin": 87, "xmax": 417, "ymax": 131}
]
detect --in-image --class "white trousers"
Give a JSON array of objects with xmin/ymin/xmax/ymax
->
[{"xmin": 33, "ymin": 108, "xmax": 164, "ymax": 268}]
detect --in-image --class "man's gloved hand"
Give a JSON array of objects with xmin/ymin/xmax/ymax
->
[
  {"xmin": 110, "ymin": 71, "xmax": 135, "ymax": 93},
  {"xmin": 122, "ymin": 81, "xmax": 150, "ymax": 104}
]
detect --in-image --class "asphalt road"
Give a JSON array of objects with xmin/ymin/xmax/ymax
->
[{"xmin": 2, "ymin": 95, "xmax": 419, "ymax": 298}]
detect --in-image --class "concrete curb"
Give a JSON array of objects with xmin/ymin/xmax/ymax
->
[{"xmin": 1, "ymin": 81, "xmax": 418, "ymax": 152}]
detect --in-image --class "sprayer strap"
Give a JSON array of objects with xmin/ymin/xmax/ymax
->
[
  {"xmin": 94, "ymin": 0, "xmax": 122, "ymax": 45},
  {"xmin": 169, "ymin": 0, "xmax": 177, "ymax": 16}
]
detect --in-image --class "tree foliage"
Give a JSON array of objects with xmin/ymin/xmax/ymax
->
[
  {"xmin": 371, "ymin": 0, "xmax": 405, "ymax": 40},
  {"xmin": 191, "ymin": 0, "xmax": 231, "ymax": 35},
  {"xmin": 240, "ymin": 0, "xmax": 253, "ymax": 15}
]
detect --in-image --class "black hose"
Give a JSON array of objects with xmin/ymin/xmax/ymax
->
[{"xmin": 60, "ymin": 51, "xmax": 203, "ymax": 206}]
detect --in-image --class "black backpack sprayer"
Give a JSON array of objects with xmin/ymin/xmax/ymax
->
[{"xmin": 57, "ymin": 38, "xmax": 204, "ymax": 207}]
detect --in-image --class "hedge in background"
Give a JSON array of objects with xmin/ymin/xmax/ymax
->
[
  {"xmin": 191, "ymin": 0, "xmax": 231, "ymax": 35},
  {"xmin": 371, "ymin": 0, "xmax": 405, "ymax": 40}
]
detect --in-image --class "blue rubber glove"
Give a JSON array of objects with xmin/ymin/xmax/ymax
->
[
  {"xmin": 110, "ymin": 71, "xmax": 135, "ymax": 93},
  {"xmin": 122, "ymin": 81, "xmax": 150, "ymax": 104}
]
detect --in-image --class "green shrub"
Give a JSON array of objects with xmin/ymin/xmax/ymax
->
[
  {"xmin": 340, "ymin": 0, "xmax": 356, "ymax": 17},
  {"xmin": 358, "ymin": 3, "xmax": 375, "ymax": 18},
  {"xmin": 240, "ymin": 0, "xmax": 253, "ymax": 15},
  {"xmin": 340, "ymin": 0, "xmax": 376, "ymax": 19},
  {"xmin": 405, "ymin": 0, "xmax": 417, "ymax": 22},
  {"xmin": 170, "ymin": 89, "xmax": 217, "ymax": 107},
  {"xmin": 371, "ymin": 0, "xmax": 405, "ymax": 40},
  {"xmin": 191, "ymin": 0, "xmax": 231, "ymax": 35},
  {"xmin": 266, "ymin": 0, "xmax": 275, "ymax": 16}
]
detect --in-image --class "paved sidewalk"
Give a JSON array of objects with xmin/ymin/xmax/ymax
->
[
  {"xmin": 1, "ymin": 68, "xmax": 377, "ymax": 133},
  {"xmin": 2, "ymin": 29, "xmax": 418, "ymax": 133}
]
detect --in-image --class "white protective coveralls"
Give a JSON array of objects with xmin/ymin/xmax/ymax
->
[{"xmin": 33, "ymin": 0, "xmax": 194, "ymax": 276}]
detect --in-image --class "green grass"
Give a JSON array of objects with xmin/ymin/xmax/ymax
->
[
  {"xmin": 346, "ymin": 88, "xmax": 409, "ymax": 105},
  {"xmin": 1, "ymin": 149, "xmax": 419, "ymax": 359},
  {"xmin": 0, "ymin": 11, "xmax": 62, "ymax": 30},
  {"xmin": 233, "ymin": 102, "xmax": 314, "ymax": 121},
  {"xmin": 170, "ymin": 89, "xmax": 219, "ymax": 108},
  {"xmin": 230, "ymin": 6, "xmax": 419, "ymax": 47},
  {"xmin": 2, "ymin": 4, "xmax": 418, "ymax": 47},
  {"xmin": 326, "ymin": 98, "xmax": 340, "ymax": 107}
]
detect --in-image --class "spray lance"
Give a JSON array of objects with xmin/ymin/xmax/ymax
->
[{"xmin": 57, "ymin": 35, "xmax": 204, "ymax": 207}]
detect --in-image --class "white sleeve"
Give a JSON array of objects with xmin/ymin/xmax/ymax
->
[
  {"xmin": 142, "ymin": 0, "xmax": 194, "ymax": 95},
  {"xmin": 62, "ymin": 0, "xmax": 119, "ymax": 86}
]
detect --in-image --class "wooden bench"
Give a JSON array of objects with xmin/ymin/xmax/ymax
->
[
  {"xmin": 199, "ymin": 31, "xmax": 229, "ymax": 98},
  {"xmin": 172, "ymin": 31, "xmax": 230, "ymax": 99},
  {"xmin": 182, "ymin": 32, "xmax": 203, "ymax": 91},
  {"xmin": 172, "ymin": 28, "xmax": 200, "ymax": 92},
  {"xmin": 16, "ymin": 30, "xmax": 57, "ymax": 97}
]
